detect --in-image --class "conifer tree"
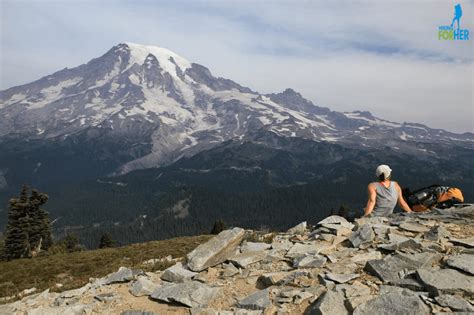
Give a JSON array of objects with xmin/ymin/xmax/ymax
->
[
  {"xmin": 3, "ymin": 185, "xmax": 30, "ymax": 260},
  {"xmin": 2, "ymin": 185, "xmax": 52, "ymax": 260},
  {"xmin": 99, "ymin": 232, "xmax": 114, "ymax": 248}
]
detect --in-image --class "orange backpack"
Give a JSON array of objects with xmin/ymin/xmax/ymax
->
[{"xmin": 408, "ymin": 185, "xmax": 464, "ymax": 212}]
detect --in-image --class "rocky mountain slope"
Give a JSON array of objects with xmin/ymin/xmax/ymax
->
[{"xmin": 2, "ymin": 204, "xmax": 473, "ymax": 314}]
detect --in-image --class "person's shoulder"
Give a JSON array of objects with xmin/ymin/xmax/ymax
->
[{"xmin": 368, "ymin": 182, "xmax": 376, "ymax": 190}]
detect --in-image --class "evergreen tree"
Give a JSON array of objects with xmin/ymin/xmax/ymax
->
[
  {"xmin": 210, "ymin": 219, "xmax": 226, "ymax": 234},
  {"xmin": 2, "ymin": 185, "xmax": 53, "ymax": 260},
  {"xmin": 3, "ymin": 185, "xmax": 30, "ymax": 260},
  {"xmin": 63, "ymin": 234, "xmax": 80, "ymax": 252},
  {"xmin": 99, "ymin": 233, "xmax": 114, "ymax": 248}
]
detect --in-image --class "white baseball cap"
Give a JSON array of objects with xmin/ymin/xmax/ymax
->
[{"xmin": 376, "ymin": 164, "xmax": 392, "ymax": 179}]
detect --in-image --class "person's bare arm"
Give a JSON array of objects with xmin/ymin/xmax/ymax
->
[
  {"xmin": 364, "ymin": 183, "xmax": 376, "ymax": 216},
  {"xmin": 395, "ymin": 182, "xmax": 412, "ymax": 213}
]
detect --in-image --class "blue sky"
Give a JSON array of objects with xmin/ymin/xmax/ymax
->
[{"xmin": 1, "ymin": 0, "xmax": 473, "ymax": 132}]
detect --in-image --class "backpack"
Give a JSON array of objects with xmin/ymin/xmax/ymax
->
[{"xmin": 405, "ymin": 185, "xmax": 464, "ymax": 212}]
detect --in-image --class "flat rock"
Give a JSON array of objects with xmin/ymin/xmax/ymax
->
[
  {"xmin": 307, "ymin": 290, "xmax": 349, "ymax": 315},
  {"xmin": 416, "ymin": 268, "xmax": 474, "ymax": 297},
  {"xmin": 270, "ymin": 239, "xmax": 293, "ymax": 251},
  {"xmin": 350, "ymin": 251, "xmax": 382, "ymax": 264},
  {"xmin": 130, "ymin": 277, "xmax": 159, "ymax": 297},
  {"xmin": 286, "ymin": 242, "xmax": 333, "ymax": 258},
  {"xmin": 287, "ymin": 221, "xmax": 307, "ymax": 234},
  {"xmin": 325, "ymin": 273, "xmax": 360, "ymax": 284},
  {"xmin": 150, "ymin": 281, "xmax": 220, "ymax": 308},
  {"xmin": 353, "ymin": 289, "xmax": 429, "ymax": 315},
  {"xmin": 320, "ymin": 224, "xmax": 353, "ymax": 237},
  {"xmin": 105, "ymin": 267, "xmax": 134, "ymax": 284},
  {"xmin": 222, "ymin": 262, "xmax": 240, "ymax": 277},
  {"xmin": 229, "ymin": 251, "xmax": 267, "ymax": 268},
  {"xmin": 399, "ymin": 222, "xmax": 430, "ymax": 233},
  {"xmin": 446, "ymin": 254, "xmax": 474, "ymax": 275},
  {"xmin": 187, "ymin": 227, "xmax": 246, "ymax": 272},
  {"xmin": 236, "ymin": 288, "xmax": 272, "ymax": 311},
  {"xmin": 318, "ymin": 215, "xmax": 350, "ymax": 226},
  {"xmin": 424, "ymin": 225, "xmax": 450, "ymax": 241},
  {"xmin": 435, "ymin": 294, "xmax": 474, "ymax": 312},
  {"xmin": 450, "ymin": 236, "xmax": 474, "ymax": 248},
  {"xmin": 161, "ymin": 262, "xmax": 198, "ymax": 282},
  {"xmin": 240, "ymin": 241, "xmax": 271, "ymax": 253},
  {"xmin": 94, "ymin": 292, "xmax": 119, "ymax": 302},
  {"xmin": 349, "ymin": 224, "xmax": 374, "ymax": 248},
  {"xmin": 293, "ymin": 255, "xmax": 327, "ymax": 268}
]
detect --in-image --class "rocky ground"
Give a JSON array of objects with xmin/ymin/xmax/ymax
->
[{"xmin": 1, "ymin": 204, "xmax": 473, "ymax": 315}]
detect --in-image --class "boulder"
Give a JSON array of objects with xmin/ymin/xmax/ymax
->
[
  {"xmin": 240, "ymin": 241, "xmax": 271, "ymax": 253},
  {"xmin": 324, "ymin": 273, "xmax": 359, "ymax": 284},
  {"xmin": 350, "ymin": 251, "xmax": 382, "ymax": 264},
  {"xmin": 317, "ymin": 216, "xmax": 350, "ymax": 226},
  {"xmin": 221, "ymin": 262, "xmax": 240, "ymax": 277},
  {"xmin": 187, "ymin": 227, "xmax": 246, "ymax": 272},
  {"xmin": 353, "ymin": 289, "xmax": 429, "ymax": 315},
  {"xmin": 293, "ymin": 255, "xmax": 327, "ymax": 268},
  {"xmin": 446, "ymin": 254, "xmax": 474, "ymax": 275},
  {"xmin": 150, "ymin": 281, "xmax": 220, "ymax": 308},
  {"xmin": 449, "ymin": 236, "xmax": 474, "ymax": 248},
  {"xmin": 435, "ymin": 294, "xmax": 474, "ymax": 312},
  {"xmin": 161, "ymin": 262, "xmax": 198, "ymax": 282},
  {"xmin": 416, "ymin": 268, "xmax": 474, "ymax": 297},
  {"xmin": 287, "ymin": 221, "xmax": 307, "ymax": 234},
  {"xmin": 228, "ymin": 251, "xmax": 267, "ymax": 268},
  {"xmin": 399, "ymin": 222, "xmax": 430, "ymax": 233},
  {"xmin": 307, "ymin": 290, "xmax": 349, "ymax": 315},
  {"xmin": 349, "ymin": 224, "xmax": 374, "ymax": 248},
  {"xmin": 236, "ymin": 288, "xmax": 272, "ymax": 311},
  {"xmin": 424, "ymin": 225, "xmax": 450, "ymax": 241},
  {"xmin": 105, "ymin": 267, "xmax": 135, "ymax": 284},
  {"xmin": 130, "ymin": 277, "xmax": 159, "ymax": 297}
]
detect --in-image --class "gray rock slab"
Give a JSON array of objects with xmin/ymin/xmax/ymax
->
[
  {"xmin": 435, "ymin": 294, "xmax": 474, "ymax": 312},
  {"xmin": 320, "ymin": 224, "xmax": 353, "ymax": 236},
  {"xmin": 449, "ymin": 237, "xmax": 474, "ymax": 248},
  {"xmin": 105, "ymin": 267, "xmax": 134, "ymax": 284},
  {"xmin": 286, "ymin": 242, "xmax": 334, "ymax": 258},
  {"xmin": 325, "ymin": 273, "xmax": 360, "ymax": 284},
  {"xmin": 425, "ymin": 225, "xmax": 450, "ymax": 241},
  {"xmin": 240, "ymin": 241, "xmax": 271, "ymax": 253},
  {"xmin": 150, "ymin": 281, "xmax": 220, "ymax": 308},
  {"xmin": 228, "ymin": 251, "xmax": 267, "ymax": 268},
  {"xmin": 349, "ymin": 224, "xmax": 375, "ymax": 248},
  {"xmin": 130, "ymin": 277, "xmax": 159, "ymax": 297},
  {"xmin": 293, "ymin": 255, "xmax": 327, "ymax": 268},
  {"xmin": 365, "ymin": 254, "xmax": 419, "ymax": 283},
  {"xmin": 399, "ymin": 222, "xmax": 430, "ymax": 233},
  {"xmin": 222, "ymin": 262, "xmax": 240, "ymax": 277},
  {"xmin": 186, "ymin": 227, "xmax": 245, "ymax": 272},
  {"xmin": 287, "ymin": 221, "xmax": 307, "ymax": 234},
  {"xmin": 161, "ymin": 262, "xmax": 198, "ymax": 282},
  {"xmin": 446, "ymin": 254, "xmax": 474, "ymax": 275},
  {"xmin": 416, "ymin": 268, "xmax": 474, "ymax": 297},
  {"xmin": 350, "ymin": 250, "xmax": 382, "ymax": 264},
  {"xmin": 236, "ymin": 288, "xmax": 272, "ymax": 311},
  {"xmin": 318, "ymin": 215, "xmax": 350, "ymax": 226},
  {"xmin": 270, "ymin": 239, "xmax": 293, "ymax": 251},
  {"xmin": 353, "ymin": 289, "xmax": 430, "ymax": 315},
  {"xmin": 307, "ymin": 290, "xmax": 349, "ymax": 315}
]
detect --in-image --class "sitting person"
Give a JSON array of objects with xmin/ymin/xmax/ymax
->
[{"xmin": 364, "ymin": 164, "xmax": 412, "ymax": 216}]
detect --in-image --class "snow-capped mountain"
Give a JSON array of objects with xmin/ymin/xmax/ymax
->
[{"xmin": 1, "ymin": 42, "xmax": 472, "ymax": 176}]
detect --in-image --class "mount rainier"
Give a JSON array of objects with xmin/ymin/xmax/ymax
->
[{"xmin": 0, "ymin": 43, "xmax": 473, "ymax": 246}]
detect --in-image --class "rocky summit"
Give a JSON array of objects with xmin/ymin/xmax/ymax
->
[{"xmin": 1, "ymin": 204, "xmax": 473, "ymax": 314}]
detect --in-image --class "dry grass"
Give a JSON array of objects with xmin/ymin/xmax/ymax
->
[{"xmin": 0, "ymin": 234, "xmax": 212, "ymax": 300}]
